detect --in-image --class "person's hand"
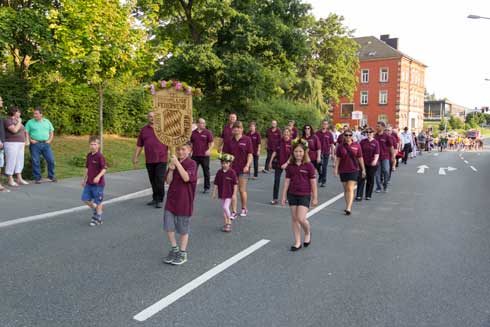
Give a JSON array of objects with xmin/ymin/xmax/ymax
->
[
  {"xmin": 170, "ymin": 155, "xmax": 179, "ymax": 166},
  {"xmin": 268, "ymin": 163, "xmax": 272, "ymax": 171},
  {"xmin": 280, "ymin": 197, "xmax": 286, "ymax": 206},
  {"xmin": 16, "ymin": 117, "xmax": 22, "ymax": 124},
  {"xmin": 133, "ymin": 158, "xmax": 138, "ymax": 168},
  {"xmin": 168, "ymin": 163, "xmax": 176, "ymax": 170},
  {"xmin": 93, "ymin": 176, "xmax": 100, "ymax": 184},
  {"xmin": 333, "ymin": 169, "xmax": 338, "ymax": 177},
  {"xmin": 212, "ymin": 192, "xmax": 216, "ymax": 200},
  {"xmin": 372, "ymin": 160, "xmax": 378, "ymax": 166},
  {"xmin": 361, "ymin": 170, "xmax": 366, "ymax": 178},
  {"xmin": 46, "ymin": 140, "xmax": 51, "ymax": 144},
  {"xmin": 256, "ymin": 151, "xmax": 260, "ymax": 156},
  {"xmin": 280, "ymin": 163, "xmax": 288, "ymax": 170},
  {"xmin": 0, "ymin": 143, "xmax": 3, "ymax": 150},
  {"xmin": 317, "ymin": 158, "xmax": 321, "ymax": 164},
  {"xmin": 311, "ymin": 197, "xmax": 318, "ymax": 207},
  {"xmin": 81, "ymin": 179, "xmax": 86, "ymax": 187},
  {"xmin": 243, "ymin": 165, "xmax": 250, "ymax": 174},
  {"xmin": 205, "ymin": 149, "xmax": 211, "ymax": 157},
  {"xmin": 30, "ymin": 140, "xmax": 38, "ymax": 145}
]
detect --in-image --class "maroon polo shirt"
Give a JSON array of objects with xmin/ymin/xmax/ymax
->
[
  {"xmin": 316, "ymin": 130, "xmax": 334, "ymax": 155},
  {"xmin": 137, "ymin": 124, "xmax": 168, "ymax": 164},
  {"xmin": 336, "ymin": 133, "xmax": 344, "ymax": 145},
  {"xmin": 276, "ymin": 138, "xmax": 292, "ymax": 166},
  {"xmin": 213, "ymin": 168, "xmax": 238, "ymax": 199},
  {"xmin": 291, "ymin": 127, "xmax": 299, "ymax": 139},
  {"xmin": 360, "ymin": 138, "xmax": 380, "ymax": 167},
  {"xmin": 390, "ymin": 133, "xmax": 399, "ymax": 150},
  {"xmin": 375, "ymin": 133, "xmax": 393, "ymax": 160},
  {"xmin": 190, "ymin": 128, "xmax": 214, "ymax": 157},
  {"xmin": 336, "ymin": 142, "xmax": 362, "ymax": 173},
  {"xmin": 266, "ymin": 128, "xmax": 282, "ymax": 151},
  {"xmin": 222, "ymin": 135, "xmax": 253, "ymax": 174},
  {"xmin": 286, "ymin": 162, "xmax": 316, "ymax": 196},
  {"xmin": 246, "ymin": 131, "xmax": 262, "ymax": 155},
  {"xmin": 221, "ymin": 124, "xmax": 234, "ymax": 147},
  {"xmin": 165, "ymin": 157, "xmax": 198, "ymax": 216},
  {"xmin": 306, "ymin": 134, "xmax": 321, "ymax": 161},
  {"xmin": 86, "ymin": 151, "xmax": 107, "ymax": 186}
]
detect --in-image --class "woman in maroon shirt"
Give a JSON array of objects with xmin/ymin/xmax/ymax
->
[
  {"xmin": 356, "ymin": 128, "xmax": 380, "ymax": 201},
  {"xmin": 334, "ymin": 130, "xmax": 366, "ymax": 215},
  {"xmin": 269, "ymin": 127, "xmax": 292, "ymax": 205},
  {"xmin": 302, "ymin": 125, "xmax": 321, "ymax": 173},
  {"xmin": 280, "ymin": 139, "xmax": 318, "ymax": 251}
]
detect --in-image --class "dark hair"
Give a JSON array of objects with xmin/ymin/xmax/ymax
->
[
  {"xmin": 302, "ymin": 124, "xmax": 315, "ymax": 137},
  {"xmin": 34, "ymin": 106, "xmax": 43, "ymax": 114},
  {"xmin": 377, "ymin": 121, "xmax": 386, "ymax": 127},
  {"xmin": 232, "ymin": 121, "xmax": 243, "ymax": 129},
  {"xmin": 89, "ymin": 136, "xmax": 100, "ymax": 144},
  {"xmin": 8, "ymin": 106, "xmax": 21, "ymax": 116}
]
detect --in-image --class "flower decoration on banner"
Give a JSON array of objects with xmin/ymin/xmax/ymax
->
[
  {"xmin": 146, "ymin": 80, "xmax": 202, "ymax": 97},
  {"xmin": 218, "ymin": 153, "xmax": 235, "ymax": 162},
  {"xmin": 292, "ymin": 138, "xmax": 309, "ymax": 150}
]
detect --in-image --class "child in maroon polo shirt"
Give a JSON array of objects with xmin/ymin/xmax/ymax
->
[
  {"xmin": 163, "ymin": 143, "xmax": 198, "ymax": 266},
  {"xmin": 280, "ymin": 139, "xmax": 318, "ymax": 252},
  {"xmin": 246, "ymin": 121, "xmax": 261, "ymax": 180},
  {"xmin": 81, "ymin": 136, "xmax": 107, "ymax": 227},
  {"xmin": 212, "ymin": 154, "xmax": 238, "ymax": 232}
]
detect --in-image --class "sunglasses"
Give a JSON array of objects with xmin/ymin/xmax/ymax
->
[
  {"xmin": 344, "ymin": 134, "xmax": 353, "ymax": 137},
  {"xmin": 367, "ymin": 131, "xmax": 374, "ymax": 133}
]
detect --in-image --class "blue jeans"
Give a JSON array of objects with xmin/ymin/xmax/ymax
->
[
  {"xmin": 318, "ymin": 154, "xmax": 330, "ymax": 184},
  {"xmin": 375, "ymin": 159, "xmax": 390, "ymax": 190},
  {"xmin": 30, "ymin": 142, "xmax": 56, "ymax": 180}
]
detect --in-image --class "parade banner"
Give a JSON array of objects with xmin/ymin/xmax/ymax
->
[{"xmin": 152, "ymin": 88, "xmax": 193, "ymax": 153}]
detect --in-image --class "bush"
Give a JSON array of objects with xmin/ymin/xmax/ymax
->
[{"xmin": 69, "ymin": 153, "xmax": 87, "ymax": 168}]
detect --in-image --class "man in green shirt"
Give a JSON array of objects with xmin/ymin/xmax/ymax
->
[{"xmin": 25, "ymin": 107, "xmax": 56, "ymax": 183}]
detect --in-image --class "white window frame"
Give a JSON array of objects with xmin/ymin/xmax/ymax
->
[
  {"xmin": 379, "ymin": 90, "xmax": 388, "ymax": 105},
  {"xmin": 361, "ymin": 69, "xmax": 369, "ymax": 83},
  {"xmin": 380, "ymin": 67, "xmax": 389, "ymax": 82},
  {"xmin": 340, "ymin": 103, "xmax": 354, "ymax": 118},
  {"xmin": 378, "ymin": 114, "xmax": 388, "ymax": 123},
  {"xmin": 360, "ymin": 91, "xmax": 368, "ymax": 105}
]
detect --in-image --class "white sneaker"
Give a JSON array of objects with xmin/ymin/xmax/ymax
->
[{"xmin": 240, "ymin": 208, "xmax": 248, "ymax": 217}]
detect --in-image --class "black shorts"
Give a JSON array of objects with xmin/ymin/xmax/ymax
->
[
  {"xmin": 287, "ymin": 193, "xmax": 311, "ymax": 208},
  {"xmin": 340, "ymin": 171, "xmax": 359, "ymax": 182}
]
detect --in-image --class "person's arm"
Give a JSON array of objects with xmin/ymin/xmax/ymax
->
[
  {"xmin": 93, "ymin": 168, "xmax": 107, "ymax": 185},
  {"xmin": 269, "ymin": 151, "xmax": 277, "ymax": 170},
  {"xmin": 310, "ymin": 178, "xmax": 318, "ymax": 207},
  {"xmin": 280, "ymin": 178, "xmax": 290, "ymax": 206},
  {"xmin": 212, "ymin": 184, "xmax": 218, "ymax": 200},
  {"xmin": 359, "ymin": 158, "xmax": 366, "ymax": 178},
  {"xmin": 81, "ymin": 168, "xmax": 88, "ymax": 187},
  {"xmin": 171, "ymin": 156, "xmax": 190, "ymax": 182},
  {"xmin": 0, "ymin": 119, "xmax": 5, "ymax": 144},
  {"xmin": 166, "ymin": 166, "xmax": 175, "ymax": 184},
  {"xmin": 7, "ymin": 119, "xmax": 22, "ymax": 134},
  {"xmin": 333, "ymin": 156, "xmax": 340, "ymax": 176},
  {"xmin": 244, "ymin": 153, "xmax": 253, "ymax": 173},
  {"xmin": 47, "ymin": 131, "xmax": 54, "ymax": 144},
  {"xmin": 372, "ymin": 153, "xmax": 380, "ymax": 166},
  {"xmin": 133, "ymin": 146, "xmax": 143, "ymax": 168},
  {"xmin": 206, "ymin": 140, "xmax": 215, "ymax": 157}
]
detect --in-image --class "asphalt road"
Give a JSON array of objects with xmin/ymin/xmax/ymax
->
[{"xmin": 1, "ymin": 150, "xmax": 489, "ymax": 327}]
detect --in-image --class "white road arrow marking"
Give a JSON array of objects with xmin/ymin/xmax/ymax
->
[
  {"xmin": 439, "ymin": 167, "xmax": 457, "ymax": 175},
  {"xmin": 417, "ymin": 165, "xmax": 429, "ymax": 174},
  {"xmin": 471, "ymin": 166, "xmax": 478, "ymax": 172},
  {"xmin": 447, "ymin": 166, "xmax": 457, "ymax": 172},
  {"xmin": 464, "ymin": 160, "xmax": 469, "ymax": 164},
  {"xmin": 433, "ymin": 153, "xmax": 439, "ymax": 157}
]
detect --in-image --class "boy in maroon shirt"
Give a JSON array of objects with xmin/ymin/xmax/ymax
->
[
  {"xmin": 81, "ymin": 136, "xmax": 107, "ymax": 226},
  {"xmin": 264, "ymin": 120, "xmax": 281, "ymax": 173},
  {"xmin": 222, "ymin": 121, "xmax": 253, "ymax": 218},
  {"xmin": 246, "ymin": 121, "xmax": 261, "ymax": 179},
  {"xmin": 163, "ymin": 142, "xmax": 198, "ymax": 265}
]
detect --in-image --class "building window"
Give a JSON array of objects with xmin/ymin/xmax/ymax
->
[
  {"xmin": 340, "ymin": 103, "xmax": 354, "ymax": 118},
  {"xmin": 378, "ymin": 114, "xmax": 388, "ymax": 123},
  {"xmin": 360, "ymin": 91, "xmax": 368, "ymax": 105},
  {"xmin": 380, "ymin": 68, "xmax": 389, "ymax": 82},
  {"xmin": 361, "ymin": 69, "xmax": 369, "ymax": 83},
  {"xmin": 379, "ymin": 90, "xmax": 388, "ymax": 105}
]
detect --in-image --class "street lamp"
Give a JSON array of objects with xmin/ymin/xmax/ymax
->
[{"xmin": 468, "ymin": 14, "xmax": 490, "ymax": 20}]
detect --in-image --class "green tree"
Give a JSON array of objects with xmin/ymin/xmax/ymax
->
[
  {"xmin": 49, "ymin": 0, "xmax": 148, "ymax": 149},
  {"xmin": 439, "ymin": 118, "xmax": 447, "ymax": 132},
  {"xmin": 448, "ymin": 114, "xmax": 463, "ymax": 130}
]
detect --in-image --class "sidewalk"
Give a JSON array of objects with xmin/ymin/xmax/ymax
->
[{"xmin": 0, "ymin": 156, "xmax": 265, "ymax": 221}]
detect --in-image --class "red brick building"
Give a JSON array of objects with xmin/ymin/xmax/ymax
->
[{"xmin": 332, "ymin": 35, "xmax": 427, "ymax": 131}]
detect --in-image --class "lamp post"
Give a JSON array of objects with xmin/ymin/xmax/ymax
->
[{"xmin": 468, "ymin": 14, "xmax": 490, "ymax": 20}]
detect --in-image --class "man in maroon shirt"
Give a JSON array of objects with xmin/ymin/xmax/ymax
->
[
  {"xmin": 190, "ymin": 118, "xmax": 214, "ymax": 193},
  {"xmin": 223, "ymin": 121, "xmax": 253, "ymax": 218},
  {"xmin": 315, "ymin": 120, "xmax": 335, "ymax": 187},
  {"xmin": 246, "ymin": 121, "xmax": 261, "ymax": 179},
  {"xmin": 374, "ymin": 121, "xmax": 395, "ymax": 192},
  {"xmin": 264, "ymin": 120, "xmax": 281, "ymax": 173},
  {"xmin": 219, "ymin": 113, "xmax": 237, "ymax": 152},
  {"xmin": 133, "ymin": 112, "xmax": 169, "ymax": 208}
]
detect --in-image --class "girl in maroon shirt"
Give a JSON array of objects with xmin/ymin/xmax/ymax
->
[
  {"xmin": 280, "ymin": 139, "xmax": 318, "ymax": 251},
  {"xmin": 302, "ymin": 124, "xmax": 321, "ymax": 172},
  {"xmin": 269, "ymin": 127, "xmax": 292, "ymax": 205},
  {"xmin": 334, "ymin": 130, "xmax": 366, "ymax": 215},
  {"xmin": 212, "ymin": 154, "xmax": 238, "ymax": 233}
]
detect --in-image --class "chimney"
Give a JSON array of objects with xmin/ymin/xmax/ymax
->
[{"xmin": 380, "ymin": 34, "xmax": 399, "ymax": 49}]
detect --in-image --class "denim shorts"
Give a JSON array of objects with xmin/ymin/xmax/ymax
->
[
  {"xmin": 164, "ymin": 210, "xmax": 191, "ymax": 235},
  {"xmin": 81, "ymin": 185, "xmax": 105, "ymax": 205},
  {"xmin": 0, "ymin": 150, "xmax": 4, "ymax": 168}
]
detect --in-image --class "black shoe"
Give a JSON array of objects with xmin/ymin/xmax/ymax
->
[
  {"xmin": 344, "ymin": 209, "xmax": 351, "ymax": 216},
  {"xmin": 290, "ymin": 245, "xmax": 302, "ymax": 252},
  {"xmin": 155, "ymin": 202, "xmax": 163, "ymax": 208},
  {"xmin": 365, "ymin": 197, "xmax": 371, "ymax": 200},
  {"xmin": 303, "ymin": 235, "xmax": 311, "ymax": 248},
  {"xmin": 35, "ymin": 180, "xmax": 42, "ymax": 184},
  {"xmin": 202, "ymin": 189, "xmax": 209, "ymax": 194},
  {"xmin": 147, "ymin": 200, "xmax": 156, "ymax": 206},
  {"xmin": 320, "ymin": 183, "xmax": 326, "ymax": 188},
  {"xmin": 355, "ymin": 197, "xmax": 362, "ymax": 201}
]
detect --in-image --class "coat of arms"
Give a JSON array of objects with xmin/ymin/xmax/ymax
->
[{"xmin": 152, "ymin": 88, "xmax": 193, "ymax": 152}]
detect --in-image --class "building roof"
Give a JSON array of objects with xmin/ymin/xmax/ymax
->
[{"xmin": 354, "ymin": 36, "xmax": 427, "ymax": 67}]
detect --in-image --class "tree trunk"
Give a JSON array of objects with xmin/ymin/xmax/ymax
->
[{"xmin": 98, "ymin": 83, "xmax": 104, "ymax": 152}]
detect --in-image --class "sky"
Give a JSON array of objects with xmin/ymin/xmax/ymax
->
[{"xmin": 306, "ymin": 0, "xmax": 489, "ymax": 109}]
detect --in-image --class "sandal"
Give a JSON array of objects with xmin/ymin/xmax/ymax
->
[{"xmin": 221, "ymin": 224, "xmax": 232, "ymax": 232}]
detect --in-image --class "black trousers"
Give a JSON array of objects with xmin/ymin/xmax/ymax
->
[
  {"xmin": 402, "ymin": 144, "xmax": 412, "ymax": 164},
  {"xmin": 273, "ymin": 168, "xmax": 283, "ymax": 200},
  {"xmin": 146, "ymin": 162, "xmax": 167, "ymax": 203},
  {"xmin": 252, "ymin": 154, "xmax": 259, "ymax": 177},
  {"xmin": 192, "ymin": 156, "xmax": 211, "ymax": 190},
  {"xmin": 357, "ymin": 165, "xmax": 377, "ymax": 199},
  {"xmin": 265, "ymin": 149, "xmax": 274, "ymax": 171}
]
